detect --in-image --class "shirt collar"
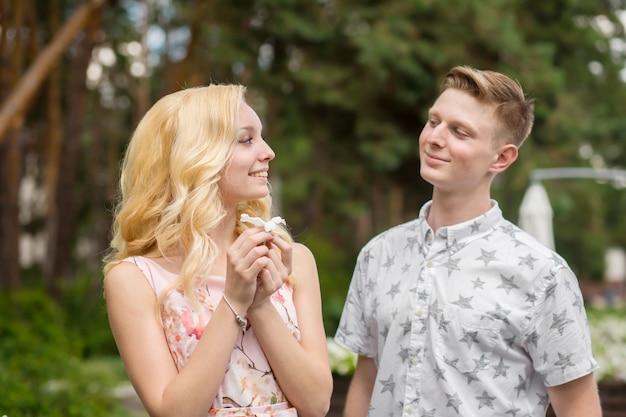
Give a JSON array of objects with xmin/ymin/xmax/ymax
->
[{"xmin": 417, "ymin": 200, "xmax": 503, "ymax": 250}]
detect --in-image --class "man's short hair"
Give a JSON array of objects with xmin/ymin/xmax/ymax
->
[{"xmin": 441, "ymin": 66, "xmax": 535, "ymax": 147}]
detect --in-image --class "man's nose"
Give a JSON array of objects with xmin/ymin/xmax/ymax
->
[{"xmin": 427, "ymin": 123, "xmax": 446, "ymax": 147}]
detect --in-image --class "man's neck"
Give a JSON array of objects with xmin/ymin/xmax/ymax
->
[{"xmin": 427, "ymin": 189, "xmax": 493, "ymax": 233}]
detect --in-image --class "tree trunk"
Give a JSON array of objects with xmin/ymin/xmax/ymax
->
[
  {"xmin": 43, "ymin": 0, "xmax": 63, "ymax": 294},
  {"xmin": 0, "ymin": 0, "xmax": 108, "ymax": 144},
  {"xmin": 44, "ymin": 7, "xmax": 101, "ymax": 288},
  {"xmin": 0, "ymin": 0, "xmax": 24, "ymax": 289}
]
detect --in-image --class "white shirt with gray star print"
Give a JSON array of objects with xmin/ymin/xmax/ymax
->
[{"xmin": 335, "ymin": 200, "xmax": 597, "ymax": 417}]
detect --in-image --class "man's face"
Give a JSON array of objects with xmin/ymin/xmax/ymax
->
[{"xmin": 418, "ymin": 88, "xmax": 502, "ymax": 194}]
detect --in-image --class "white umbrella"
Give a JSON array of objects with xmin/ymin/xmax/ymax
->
[{"xmin": 518, "ymin": 182, "xmax": 555, "ymax": 250}]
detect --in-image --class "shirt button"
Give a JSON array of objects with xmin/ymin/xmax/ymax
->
[
  {"xmin": 406, "ymin": 406, "xmax": 414, "ymax": 414},
  {"xmin": 416, "ymin": 308, "xmax": 424, "ymax": 317},
  {"xmin": 426, "ymin": 261, "xmax": 433, "ymax": 268},
  {"xmin": 411, "ymin": 358, "xmax": 419, "ymax": 366}
]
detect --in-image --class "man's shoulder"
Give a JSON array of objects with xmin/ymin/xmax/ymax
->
[
  {"xmin": 492, "ymin": 218, "xmax": 570, "ymax": 269},
  {"xmin": 361, "ymin": 218, "xmax": 422, "ymax": 251}
]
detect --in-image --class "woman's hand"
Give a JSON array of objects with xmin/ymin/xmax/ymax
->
[
  {"xmin": 224, "ymin": 227, "xmax": 274, "ymax": 312},
  {"xmin": 250, "ymin": 233, "xmax": 292, "ymax": 309}
]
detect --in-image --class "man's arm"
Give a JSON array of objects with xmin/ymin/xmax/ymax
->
[
  {"xmin": 344, "ymin": 355, "xmax": 377, "ymax": 417},
  {"xmin": 546, "ymin": 373, "xmax": 602, "ymax": 417}
]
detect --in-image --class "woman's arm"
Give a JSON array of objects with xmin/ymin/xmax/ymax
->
[
  {"xmin": 105, "ymin": 229, "xmax": 275, "ymax": 417},
  {"xmin": 247, "ymin": 242, "xmax": 333, "ymax": 417},
  {"xmin": 105, "ymin": 262, "xmax": 242, "ymax": 417}
]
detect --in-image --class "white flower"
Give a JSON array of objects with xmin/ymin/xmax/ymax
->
[
  {"xmin": 327, "ymin": 338, "xmax": 358, "ymax": 376},
  {"xmin": 240, "ymin": 214, "xmax": 286, "ymax": 232}
]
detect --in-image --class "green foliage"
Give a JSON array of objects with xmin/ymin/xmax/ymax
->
[
  {"xmin": 157, "ymin": 0, "xmax": 626, "ymax": 305},
  {"xmin": 587, "ymin": 307, "xmax": 626, "ymax": 382},
  {"xmin": 19, "ymin": 0, "xmax": 626, "ymax": 342},
  {"xmin": 59, "ymin": 273, "xmax": 119, "ymax": 357},
  {"xmin": 0, "ymin": 289, "xmax": 129, "ymax": 416},
  {"xmin": 299, "ymin": 233, "xmax": 355, "ymax": 334}
]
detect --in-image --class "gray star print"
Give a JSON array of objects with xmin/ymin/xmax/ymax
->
[
  {"xmin": 429, "ymin": 300, "xmax": 443, "ymax": 317},
  {"xmin": 525, "ymin": 292, "xmax": 537, "ymax": 303},
  {"xmin": 459, "ymin": 329, "xmax": 480, "ymax": 349},
  {"xmin": 400, "ymin": 318, "xmax": 412, "ymax": 335},
  {"xmin": 420, "ymin": 408, "xmax": 436, "ymax": 417},
  {"xmin": 473, "ymin": 354, "xmax": 490, "ymax": 371},
  {"xmin": 472, "ymin": 277, "xmax": 485, "ymax": 289},
  {"xmin": 445, "ymin": 392, "xmax": 463, "ymax": 413},
  {"xmin": 476, "ymin": 390, "xmax": 496, "ymax": 409},
  {"xmin": 444, "ymin": 257, "xmax": 461, "ymax": 276},
  {"xmin": 550, "ymin": 309, "xmax": 575, "ymax": 336},
  {"xmin": 434, "ymin": 364, "xmax": 447, "ymax": 381},
  {"xmin": 493, "ymin": 357, "xmax": 510, "ymax": 378},
  {"xmin": 505, "ymin": 403, "xmax": 521, "ymax": 416},
  {"xmin": 379, "ymin": 325, "xmax": 389, "ymax": 339},
  {"xmin": 497, "ymin": 274, "xmax": 520, "ymax": 294},
  {"xmin": 514, "ymin": 374, "xmax": 528, "ymax": 397},
  {"xmin": 444, "ymin": 356, "xmax": 459, "ymax": 369},
  {"xmin": 405, "ymin": 236, "xmax": 419, "ymax": 251},
  {"xmin": 518, "ymin": 254, "xmax": 539, "ymax": 269},
  {"xmin": 477, "ymin": 249, "xmax": 498, "ymax": 266},
  {"xmin": 487, "ymin": 303, "xmax": 512, "ymax": 324},
  {"xmin": 382, "ymin": 256, "xmax": 395, "ymax": 271},
  {"xmin": 452, "ymin": 295, "xmax": 473, "ymax": 309},
  {"xmin": 525, "ymin": 330, "xmax": 539, "ymax": 347},
  {"xmin": 462, "ymin": 369, "xmax": 480, "ymax": 384},
  {"xmin": 555, "ymin": 352, "xmax": 575, "ymax": 372},
  {"xmin": 545, "ymin": 282, "xmax": 557, "ymax": 299},
  {"xmin": 379, "ymin": 374, "xmax": 395, "ymax": 394},
  {"xmin": 573, "ymin": 294, "xmax": 584, "ymax": 312},
  {"xmin": 438, "ymin": 316, "xmax": 451, "ymax": 333},
  {"xmin": 386, "ymin": 283, "xmax": 401, "ymax": 299}
]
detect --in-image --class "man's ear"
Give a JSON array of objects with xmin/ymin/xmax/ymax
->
[{"xmin": 490, "ymin": 144, "xmax": 518, "ymax": 174}]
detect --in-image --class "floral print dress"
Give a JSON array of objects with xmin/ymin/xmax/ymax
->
[{"xmin": 125, "ymin": 256, "xmax": 300, "ymax": 417}]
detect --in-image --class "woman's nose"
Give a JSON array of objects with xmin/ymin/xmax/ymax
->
[{"xmin": 261, "ymin": 140, "xmax": 275, "ymax": 161}]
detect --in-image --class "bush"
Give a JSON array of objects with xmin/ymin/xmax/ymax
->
[
  {"xmin": 588, "ymin": 307, "xmax": 626, "ymax": 382},
  {"xmin": 0, "ymin": 288, "xmax": 130, "ymax": 417}
]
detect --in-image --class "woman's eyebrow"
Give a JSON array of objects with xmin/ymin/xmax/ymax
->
[{"xmin": 239, "ymin": 125, "xmax": 263, "ymax": 134}]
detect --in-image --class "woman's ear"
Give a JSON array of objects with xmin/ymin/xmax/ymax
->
[{"xmin": 490, "ymin": 144, "xmax": 518, "ymax": 174}]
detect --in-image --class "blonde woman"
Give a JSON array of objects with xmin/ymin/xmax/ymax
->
[{"xmin": 103, "ymin": 85, "xmax": 332, "ymax": 417}]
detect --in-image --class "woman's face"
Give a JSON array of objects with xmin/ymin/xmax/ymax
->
[{"xmin": 218, "ymin": 102, "xmax": 275, "ymax": 206}]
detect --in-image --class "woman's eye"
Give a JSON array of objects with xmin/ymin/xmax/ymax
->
[{"xmin": 239, "ymin": 137, "xmax": 253, "ymax": 144}]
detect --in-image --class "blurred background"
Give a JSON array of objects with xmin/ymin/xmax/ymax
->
[{"xmin": 1, "ymin": 0, "xmax": 625, "ymax": 415}]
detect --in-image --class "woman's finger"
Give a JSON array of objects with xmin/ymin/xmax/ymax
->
[{"xmin": 267, "ymin": 235, "xmax": 292, "ymax": 274}]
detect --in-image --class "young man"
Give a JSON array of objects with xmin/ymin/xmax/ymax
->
[{"xmin": 335, "ymin": 66, "xmax": 601, "ymax": 417}]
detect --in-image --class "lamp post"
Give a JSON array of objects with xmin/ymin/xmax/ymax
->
[{"xmin": 518, "ymin": 168, "xmax": 626, "ymax": 250}]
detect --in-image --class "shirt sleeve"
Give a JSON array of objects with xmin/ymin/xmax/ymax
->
[
  {"xmin": 525, "ymin": 266, "xmax": 598, "ymax": 386},
  {"xmin": 334, "ymin": 246, "xmax": 379, "ymax": 359}
]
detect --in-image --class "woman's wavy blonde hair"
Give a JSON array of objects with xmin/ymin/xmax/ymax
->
[{"xmin": 103, "ymin": 84, "xmax": 291, "ymax": 314}]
